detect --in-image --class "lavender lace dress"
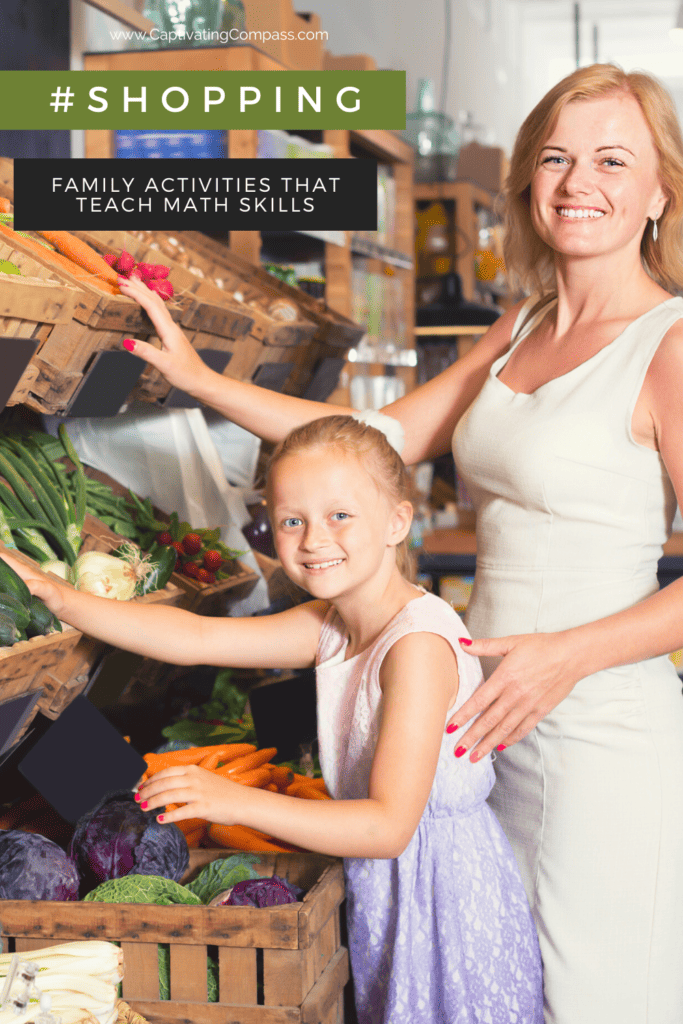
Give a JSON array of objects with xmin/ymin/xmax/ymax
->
[{"xmin": 316, "ymin": 590, "xmax": 543, "ymax": 1024}]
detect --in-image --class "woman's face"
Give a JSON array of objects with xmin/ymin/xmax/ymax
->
[{"xmin": 529, "ymin": 91, "xmax": 667, "ymax": 263}]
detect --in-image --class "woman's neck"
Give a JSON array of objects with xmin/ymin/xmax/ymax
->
[
  {"xmin": 552, "ymin": 249, "xmax": 670, "ymax": 333},
  {"xmin": 333, "ymin": 568, "xmax": 420, "ymax": 661}
]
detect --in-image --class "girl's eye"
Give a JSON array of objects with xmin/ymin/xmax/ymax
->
[
  {"xmin": 331, "ymin": 512, "xmax": 349, "ymax": 521},
  {"xmin": 283, "ymin": 517, "xmax": 302, "ymax": 528}
]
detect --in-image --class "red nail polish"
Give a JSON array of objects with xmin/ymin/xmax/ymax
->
[
  {"xmin": 470, "ymin": 751, "xmax": 481, "ymax": 763},
  {"xmin": 446, "ymin": 724, "xmax": 457, "ymax": 734},
  {"xmin": 496, "ymin": 744, "xmax": 506, "ymax": 751},
  {"xmin": 122, "ymin": 338, "xmax": 135, "ymax": 352},
  {"xmin": 134, "ymin": 793, "xmax": 141, "ymax": 802},
  {"xmin": 455, "ymin": 746, "xmax": 467, "ymax": 758},
  {"xmin": 459, "ymin": 637, "xmax": 472, "ymax": 646},
  {"xmin": 140, "ymin": 800, "xmax": 148, "ymax": 810},
  {"xmin": 158, "ymin": 815, "xmax": 165, "ymax": 823}
]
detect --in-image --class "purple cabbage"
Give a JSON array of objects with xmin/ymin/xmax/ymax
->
[
  {"xmin": 0, "ymin": 829, "xmax": 79, "ymax": 901},
  {"xmin": 67, "ymin": 790, "xmax": 188, "ymax": 896},
  {"xmin": 226, "ymin": 876, "xmax": 303, "ymax": 907}
]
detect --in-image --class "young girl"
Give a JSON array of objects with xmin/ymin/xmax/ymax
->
[{"xmin": 6, "ymin": 416, "xmax": 543, "ymax": 1023}]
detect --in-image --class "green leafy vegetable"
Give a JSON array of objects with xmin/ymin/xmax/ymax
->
[
  {"xmin": 185, "ymin": 855, "xmax": 261, "ymax": 904},
  {"xmin": 83, "ymin": 874, "xmax": 201, "ymax": 905}
]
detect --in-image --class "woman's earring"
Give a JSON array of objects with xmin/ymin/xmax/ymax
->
[{"xmin": 652, "ymin": 217, "xmax": 659, "ymax": 242}]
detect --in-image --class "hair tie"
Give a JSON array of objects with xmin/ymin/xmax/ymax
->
[{"xmin": 350, "ymin": 410, "xmax": 405, "ymax": 455}]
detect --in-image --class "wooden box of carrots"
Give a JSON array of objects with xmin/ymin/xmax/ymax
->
[
  {"xmin": 1, "ymin": 846, "xmax": 349, "ymax": 1024},
  {"xmin": 76, "ymin": 228, "xmax": 328, "ymax": 403}
]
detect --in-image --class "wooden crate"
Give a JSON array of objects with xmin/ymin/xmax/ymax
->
[
  {"xmin": 80, "ymin": 465, "xmax": 259, "ymax": 616},
  {"xmin": 1, "ymin": 850, "xmax": 350, "ymax": 1024},
  {"xmin": 37, "ymin": 513, "xmax": 188, "ymax": 713}
]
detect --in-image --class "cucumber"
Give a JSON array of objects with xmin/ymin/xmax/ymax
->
[
  {"xmin": 0, "ymin": 592, "xmax": 30, "ymax": 631},
  {"xmin": 26, "ymin": 593, "xmax": 61, "ymax": 637},
  {"xmin": 0, "ymin": 555, "xmax": 31, "ymax": 605},
  {"xmin": 0, "ymin": 611, "xmax": 19, "ymax": 647}
]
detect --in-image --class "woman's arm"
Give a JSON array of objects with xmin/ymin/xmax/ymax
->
[
  {"xmin": 0, "ymin": 547, "xmax": 325, "ymax": 670},
  {"xmin": 138, "ymin": 631, "xmax": 459, "ymax": 858},
  {"xmin": 119, "ymin": 275, "xmax": 522, "ymax": 463},
  {"xmin": 450, "ymin": 317, "xmax": 683, "ymax": 760}
]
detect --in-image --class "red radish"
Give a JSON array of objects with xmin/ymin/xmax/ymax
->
[
  {"xmin": 156, "ymin": 531, "xmax": 173, "ymax": 546},
  {"xmin": 203, "ymin": 550, "xmax": 222, "ymax": 571},
  {"xmin": 136, "ymin": 262, "xmax": 160, "ymax": 280},
  {"xmin": 113, "ymin": 251, "xmax": 136, "ymax": 275},
  {"xmin": 151, "ymin": 264, "xmax": 170, "ymax": 279},
  {"xmin": 182, "ymin": 533, "xmax": 202, "ymax": 556},
  {"xmin": 147, "ymin": 278, "xmax": 174, "ymax": 301},
  {"xmin": 197, "ymin": 568, "xmax": 212, "ymax": 584},
  {"xmin": 171, "ymin": 541, "xmax": 185, "ymax": 558},
  {"xmin": 204, "ymin": 571, "xmax": 216, "ymax": 584},
  {"xmin": 183, "ymin": 562, "xmax": 200, "ymax": 579},
  {"xmin": 103, "ymin": 253, "xmax": 117, "ymax": 266}
]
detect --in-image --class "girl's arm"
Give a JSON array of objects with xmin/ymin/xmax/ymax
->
[
  {"xmin": 138, "ymin": 631, "xmax": 459, "ymax": 859},
  {"xmin": 118, "ymin": 275, "xmax": 521, "ymax": 464},
  {"xmin": 0, "ymin": 547, "xmax": 325, "ymax": 670},
  {"xmin": 450, "ymin": 317, "xmax": 683, "ymax": 760}
]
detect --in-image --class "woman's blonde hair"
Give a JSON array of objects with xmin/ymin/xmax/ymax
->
[
  {"xmin": 267, "ymin": 415, "xmax": 415, "ymax": 580},
  {"xmin": 503, "ymin": 63, "xmax": 683, "ymax": 295}
]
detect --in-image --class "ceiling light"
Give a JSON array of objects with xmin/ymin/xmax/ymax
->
[{"xmin": 670, "ymin": 1, "xmax": 683, "ymax": 42}]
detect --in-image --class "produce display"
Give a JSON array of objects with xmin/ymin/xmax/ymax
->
[
  {"xmin": 0, "ymin": 940, "xmax": 123, "ymax": 1024},
  {"xmin": 103, "ymin": 248, "xmax": 174, "ymax": 301},
  {"xmin": 0, "ymin": 830, "xmax": 79, "ymax": 900}
]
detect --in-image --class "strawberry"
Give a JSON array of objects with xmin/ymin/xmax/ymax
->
[
  {"xmin": 203, "ymin": 550, "xmax": 222, "ymax": 571},
  {"xmin": 183, "ymin": 562, "xmax": 200, "ymax": 579},
  {"xmin": 182, "ymin": 533, "xmax": 202, "ymax": 556},
  {"xmin": 156, "ymin": 531, "xmax": 173, "ymax": 546}
]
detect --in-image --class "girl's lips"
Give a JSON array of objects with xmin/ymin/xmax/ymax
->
[{"xmin": 302, "ymin": 558, "xmax": 344, "ymax": 571}]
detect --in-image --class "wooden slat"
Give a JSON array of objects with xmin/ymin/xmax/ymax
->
[
  {"xmin": 126, "ymin": 1001, "xmax": 300, "ymax": 1024},
  {"xmin": 0, "ymin": 275, "xmax": 79, "ymax": 325},
  {"xmin": 218, "ymin": 946, "xmax": 257, "ymax": 1004},
  {"xmin": 297, "ymin": 863, "xmax": 346, "ymax": 948},
  {"xmin": 120, "ymin": 942, "xmax": 160, "ymax": 1001},
  {"xmin": 14, "ymin": 938, "xmax": 60, "ymax": 952},
  {"xmin": 263, "ymin": 947, "xmax": 306, "ymax": 1007},
  {"xmin": 0, "ymin": 902, "xmax": 300, "ymax": 949},
  {"xmin": 300, "ymin": 948, "xmax": 350, "ymax": 1024},
  {"xmin": 321, "ymin": 992, "xmax": 344, "ymax": 1024},
  {"xmin": 169, "ymin": 943, "xmax": 208, "ymax": 1002}
]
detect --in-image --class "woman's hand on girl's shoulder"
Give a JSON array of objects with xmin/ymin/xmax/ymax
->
[
  {"xmin": 447, "ymin": 630, "xmax": 578, "ymax": 760},
  {"xmin": 117, "ymin": 275, "xmax": 213, "ymax": 392}
]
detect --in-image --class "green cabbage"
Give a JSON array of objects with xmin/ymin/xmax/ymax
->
[
  {"xmin": 83, "ymin": 874, "xmax": 201, "ymax": 905},
  {"xmin": 185, "ymin": 854, "xmax": 260, "ymax": 905}
]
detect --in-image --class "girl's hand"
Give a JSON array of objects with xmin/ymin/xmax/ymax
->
[
  {"xmin": 448, "ymin": 631, "xmax": 578, "ymax": 760},
  {"xmin": 136, "ymin": 765, "xmax": 248, "ymax": 826},
  {"xmin": 117, "ymin": 275, "xmax": 211, "ymax": 393},
  {"xmin": 0, "ymin": 547, "xmax": 67, "ymax": 618}
]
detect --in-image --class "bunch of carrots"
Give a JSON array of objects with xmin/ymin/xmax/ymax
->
[{"xmin": 141, "ymin": 743, "xmax": 330, "ymax": 852}]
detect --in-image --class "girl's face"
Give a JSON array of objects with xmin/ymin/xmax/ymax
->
[
  {"xmin": 529, "ymin": 91, "xmax": 667, "ymax": 263},
  {"xmin": 268, "ymin": 447, "xmax": 409, "ymax": 603}
]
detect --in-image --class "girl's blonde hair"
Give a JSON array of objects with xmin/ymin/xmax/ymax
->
[
  {"xmin": 267, "ymin": 415, "xmax": 415, "ymax": 580},
  {"xmin": 503, "ymin": 63, "xmax": 683, "ymax": 296}
]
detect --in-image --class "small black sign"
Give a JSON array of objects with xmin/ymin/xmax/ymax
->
[
  {"xmin": 14, "ymin": 157, "xmax": 379, "ymax": 231},
  {"xmin": 0, "ymin": 691, "xmax": 43, "ymax": 760},
  {"xmin": 0, "ymin": 337, "xmax": 39, "ymax": 413},
  {"xmin": 68, "ymin": 349, "xmax": 146, "ymax": 417},
  {"xmin": 163, "ymin": 349, "xmax": 233, "ymax": 409},
  {"xmin": 18, "ymin": 695, "xmax": 147, "ymax": 824}
]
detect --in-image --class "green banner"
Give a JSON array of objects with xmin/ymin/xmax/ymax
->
[{"xmin": 0, "ymin": 71, "xmax": 405, "ymax": 130}]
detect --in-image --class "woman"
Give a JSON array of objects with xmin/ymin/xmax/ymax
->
[{"xmin": 119, "ymin": 64, "xmax": 683, "ymax": 1022}]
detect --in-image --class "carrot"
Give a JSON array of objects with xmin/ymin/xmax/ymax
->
[
  {"xmin": 183, "ymin": 827, "xmax": 205, "ymax": 848},
  {"xmin": 265, "ymin": 783, "xmax": 279, "ymax": 793},
  {"xmin": 269, "ymin": 765, "xmax": 294, "ymax": 792},
  {"xmin": 227, "ymin": 766, "xmax": 273, "ymax": 789},
  {"xmin": 286, "ymin": 782, "xmax": 331, "ymax": 800},
  {"xmin": 37, "ymin": 231, "xmax": 121, "ymax": 285},
  {"xmin": 0, "ymin": 198, "xmax": 11, "ymax": 214},
  {"xmin": 222, "ymin": 747, "xmax": 278, "ymax": 776},
  {"xmin": 0, "ymin": 223, "xmax": 119, "ymax": 294},
  {"xmin": 207, "ymin": 822, "xmax": 299, "ymax": 853},
  {"xmin": 307, "ymin": 777, "xmax": 329, "ymax": 791},
  {"xmin": 144, "ymin": 743, "xmax": 256, "ymax": 773}
]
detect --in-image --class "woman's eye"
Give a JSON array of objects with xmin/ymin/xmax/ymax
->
[
  {"xmin": 331, "ymin": 512, "xmax": 349, "ymax": 521},
  {"xmin": 601, "ymin": 158, "xmax": 624, "ymax": 167},
  {"xmin": 540, "ymin": 155, "xmax": 567, "ymax": 166},
  {"xmin": 283, "ymin": 517, "xmax": 302, "ymax": 528}
]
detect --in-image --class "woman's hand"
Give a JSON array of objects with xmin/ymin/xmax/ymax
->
[
  {"xmin": 0, "ymin": 547, "xmax": 67, "ymax": 618},
  {"xmin": 448, "ymin": 631, "xmax": 579, "ymax": 760},
  {"xmin": 117, "ymin": 275, "xmax": 212, "ymax": 393},
  {"xmin": 136, "ymin": 765, "xmax": 248, "ymax": 826}
]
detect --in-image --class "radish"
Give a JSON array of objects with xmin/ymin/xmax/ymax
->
[
  {"xmin": 147, "ymin": 278, "xmax": 174, "ymax": 300},
  {"xmin": 113, "ymin": 251, "xmax": 136, "ymax": 275}
]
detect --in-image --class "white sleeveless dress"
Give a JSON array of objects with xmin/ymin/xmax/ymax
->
[{"xmin": 452, "ymin": 294, "xmax": 683, "ymax": 1024}]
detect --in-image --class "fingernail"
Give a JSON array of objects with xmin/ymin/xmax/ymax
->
[
  {"xmin": 470, "ymin": 751, "xmax": 482, "ymax": 763},
  {"xmin": 496, "ymin": 744, "xmax": 506, "ymax": 751},
  {"xmin": 158, "ymin": 814, "xmax": 165, "ymax": 823},
  {"xmin": 122, "ymin": 338, "xmax": 135, "ymax": 352},
  {"xmin": 134, "ymin": 792, "xmax": 141, "ymax": 802},
  {"xmin": 459, "ymin": 637, "xmax": 472, "ymax": 646},
  {"xmin": 455, "ymin": 746, "xmax": 467, "ymax": 758},
  {"xmin": 140, "ymin": 801, "xmax": 148, "ymax": 810},
  {"xmin": 446, "ymin": 724, "xmax": 457, "ymax": 734}
]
